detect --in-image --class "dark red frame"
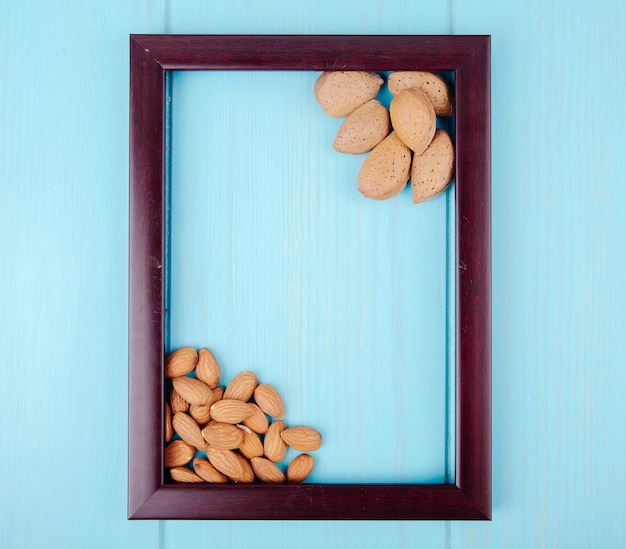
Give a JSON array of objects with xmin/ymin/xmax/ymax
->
[{"xmin": 129, "ymin": 34, "xmax": 491, "ymax": 520}]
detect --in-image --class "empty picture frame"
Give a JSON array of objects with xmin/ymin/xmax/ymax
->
[{"xmin": 129, "ymin": 34, "xmax": 491, "ymax": 520}]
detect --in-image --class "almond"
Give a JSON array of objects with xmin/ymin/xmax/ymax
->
[
  {"xmin": 333, "ymin": 99, "xmax": 390, "ymax": 154},
  {"xmin": 169, "ymin": 387, "xmax": 189, "ymax": 413},
  {"xmin": 189, "ymin": 403, "xmax": 212, "ymax": 425},
  {"xmin": 357, "ymin": 132, "xmax": 411, "ymax": 200},
  {"xmin": 223, "ymin": 371, "xmax": 258, "ymax": 401},
  {"xmin": 287, "ymin": 454, "xmax": 315, "ymax": 483},
  {"xmin": 411, "ymin": 128, "xmax": 455, "ymax": 204},
  {"xmin": 388, "ymin": 71, "xmax": 453, "ymax": 116},
  {"xmin": 242, "ymin": 403, "xmax": 269, "ymax": 434},
  {"xmin": 389, "ymin": 87, "xmax": 436, "ymax": 155},
  {"xmin": 169, "ymin": 466, "xmax": 205, "ymax": 483},
  {"xmin": 171, "ymin": 376, "xmax": 213, "ymax": 406},
  {"xmin": 237, "ymin": 426, "xmax": 264, "ymax": 459},
  {"xmin": 253, "ymin": 383, "xmax": 285, "ymax": 419},
  {"xmin": 206, "ymin": 446, "xmax": 254, "ymax": 483},
  {"xmin": 193, "ymin": 458, "xmax": 229, "ymax": 483},
  {"xmin": 165, "ymin": 346, "xmax": 198, "ymax": 378},
  {"xmin": 164, "ymin": 439, "xmax": 195, "ymax": 467},
  {"xmin": 164, "ymin": 402, "xmax": 173, "ymax": 442},
  {"xmin": 210, "ymin": 399, "xmax": 253, "ymax": 424},
  {"xmin": 196, "ymin": 347, "xmax": 221, "ymax": 387},
  {"xmin": 202, "ymin": 422, "xmax": 245, "ymax": 449},
  {"xmin": 251, "ymin": 457, "xmax": 286, "ymax": 483},
  {"xmin": 281, "ymin": 426, "xmax": 322, "ymax": 452},
  {"xmin": 264, "ymin": 419, "xmax": 288, "ymax": 462},
  {"xmin": 172, "ymin": 411, "xmax": 206, "ymax": 449},
  {"xmin": 314, "ymin": 71, "xmax": 384, "ymax": 118}
]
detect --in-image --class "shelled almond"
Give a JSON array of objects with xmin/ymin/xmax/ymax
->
[{"xmin": 164, "ymin": 346, "xmax": 322, "ymax": 484}]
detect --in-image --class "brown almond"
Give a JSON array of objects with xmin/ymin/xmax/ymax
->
[
  {"xmin": 223, "ymin": 371, "xmax": 258, "ymax": 401},
  {"xmin": 388, "ymin": 71, "xmax": 453, "ymax": 116},
  {"xmin": 264, "ymin": 419, "xmax": 288, "ymax": 462},
  {"xmin": 171, "ymin": 376, "xmax": 213, "ymax": 406},
  {"xmin": 201, "ymin": 422, "xmax": 245, "ymax": 449},
  {"xmin": 314, "ymin": 71, "xmax": 384, "ymax": 118},
  {"xmin": 164, "ymin": 439, "xmax": 195, "ymax": 467},
  {"xmin": 189, "ymin": 403, "xmax": 212, "ymax": 425},
  {"xmin": 357, "ymin": 132, "xmax": 411, "ymax": 200},
  {"xmin": 210, "ymin": 399, "xmax": 253, "ymax": 424},
  {"xmin": 253, "ymin": 383, "xmax": 285, "ymax": 419},
  {"xmin": 193, "ymin": 458, "xmax": 229, "ymax": 483},
  {"xmin": 410, "ymin": 128, "xmax": 455, "ymax": 204},
  {"xmin": 333, "ymin": 99, "xmax": 391, "ymax": 154},
  {"xmin": 172, "ymin": 411, "xmax": 206, "ymax": 449},
  {"xmin": 287, "ymin": 454, "xmax": 315, "ymax": 483},
  {"xmin": 389, "ymin": 87, "xmax": 436, "ymax": 155},
  {"xmin": 165, "ymin": 346, "xmax": 198, "ymax": 378},
  {"xmin": 196, "ymin": 347, "xmax": 221, "ymax": 388},
  {"xmin": 243, "ymin": 403, "xmax": 269, "ymax": 434},
  {"xmin": 251, "ymin": 457, "xmax": 286, "ymax": 484},
  {"xmin": 237, "ymin": 426, "xmax": 264, "ymax": 459},
  {"xmin": 169, "ymin": 466, "xmax": 205, "ymax": 483},
  {"xmin": 164, "ymin": 402, "xmax": 173, "ymax": 443},
  {"xmin": 169, "ymin": 387, "xmax": 190, "ymax": 413},
  {"xmin": 281, "ymin": 426, "xmax": 322, "ymax": 452},
  {"xmin": 206, "ymin": 446, "xmax": 254, "ymax": 483}
]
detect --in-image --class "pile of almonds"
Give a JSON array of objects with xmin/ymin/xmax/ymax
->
[
  {"xmin": 314, "ymin": 70, "xmax": 455, "ymax": 204},
  {"xmin": 164, "ymin": 346, "xmax": 322, "ymax": 484}
]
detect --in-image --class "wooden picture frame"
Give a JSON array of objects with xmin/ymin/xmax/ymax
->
[{"xmin": 129, "ymin": 34, "xmax": 491, "ymax": 520}]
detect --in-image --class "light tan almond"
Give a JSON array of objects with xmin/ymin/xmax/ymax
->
[
  {"xmin": 253, "ymin": 383, "xmax": 285, "ymax": 419},
  {"xmin": 210, "ymin": 385, "xmax": 225, "ymax": 404},
  {"xmin": 237, "ymin": 426, "xmax": 264, "ymax": 459},
  {"xmin": 196, "ymin": 347, "xmax": 221, "ymax": 388},
  {"xmin": 172, "ymin": 411, "xmax": 206, "ymax": 449},
  {"xmin": 390, "ymin": 87, "xmax": 436, "ymax": 155},
  {"xmin": 314, "ymin": 71, "xmax": 384, "ymax": 118},
  {"xmin": 193, "ymin": 458, "xmax": 229, "ymax": 483},
  {"xmin": 388, "ymin": 71, "xmax": 454, "ymax": 116},
  {"xmin": 281, "ymin": 426, "xmax": 322, "ymax": 452},
  {"xmin": 169, "ymin": 466, "xmax": 205, "ymax": 483},
  {"xmin": 264, "ymin": 419, "xmax": 288, "ymax": 462},
  {"xmin": 171, "ymin": 376, "xmax": 213, "ymax": 406},
  {"xmin": 210, "ymin": 399, "xmax": 253, "ymax": 424},
  {"xmin": 206, "ymin": 446, "xmax": 254, "ymax": 483},
  {"xmin": 201, "ymin": 422, "xmax": 245, "ymax": 449},
  {"xmin": 251, "ymin": 457, "xmax": 286, "ymax": 484},
  {"xmin": 169, "ymin": 387, "xmax": 189, "ymax": 413},
  {"xmin": 165, "ymin": 346, "xmax": 198, "ymax": 378},
  {"xmin": 189, "ymin": 403, "xmax": 212, "ymax": 425},
  {"xmin": 223, "ymin": 371, "xmax": 258, "ymax": 401},
  {"xmin": 243, "ymin": 403, "xmax": 269, "ymax": 434},
  {"xmin": 164, "ymin": 439, "xmax": 195, "ymax": 467},
  {"xmin": 333, "ymin": 99, "xmax": 391, "ymax": 154},
  {"xmin": 411, "ymin": 128, "xmax": 455, "ymax": 204},
  {"xmin": 357, "ymin": 132, "xmax": 411, "ymax": 200},
  {"xmin": 164, "ymin": 402, "xmax": 173, "ymax": 442},
  {"xmin": 287, "ymin": 454, "xmax": 315, "ymax": 483}
]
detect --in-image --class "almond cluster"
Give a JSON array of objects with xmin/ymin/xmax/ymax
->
[
  {"xmin": 164, "ymin": 346, "xmax": 321, "ymax": 484},
  {"xmin": 314, "ymin": 70, "xmax": 455, "ymax": 204}
]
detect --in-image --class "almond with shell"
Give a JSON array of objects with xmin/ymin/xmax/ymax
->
[
  {"xmin": 281, "ymin": 426, "xmax": 322, "ymax": 452},
  {"xmin": 389, "ymin": 87, "xmax": 436, "ymax": 155},
  {"xmin": 171, "ymin": 376, "xmax": 213, "ymax": 406},
  {"xmin": 189, "ymin": 403, "xmax": 212, "ymax": 425},
  {"xmin": 332, "ymin": 99, "xmax": 390, "ymax": 155},
  {"xmin": 164, "ymin": 439, "xmax": 195, "ymax": 467},
  {"xmin": 251, "ymin": 457, "xmax": 286, "ymax": 484},
  {"xmin": 193, "ymin": 458, "xmax": 229, "ymax": 483},
  {"xmin": 169, "ymin": 466, "xmax": 205, "ymax": 483},
  {"xmin": 201, "ymin": 421, "xmax": 245, "ymax": 450},
  {"xmin": 206, "ymin": 446, "xmax": 254, "ymax": 483},
  {"xmin": 253, "ymin": 383, "xmax": 285, "ymax": 419},
  {"xmin": 172, "ymin": 411, "xmax": 206, "ymax": 449},
  {"xmin": 196, "ymin": 347, "xmax": 221, "ymax": 388},
  {"xmin": 388, "ymin": 71, "xmax": 454, "ymax": 116},
  {"xmin": 287, "ymin": 454, "xmax": 315, "ymax": 483},
  {"xmin": 165, "ymin": 346, "xmax": 198, "ymax": 378},
  {"xmin": 264, "ymin": 419, "xmax": 288, "ymax": 462},
  {"xmin": 242, "ymin": 403, "xmax": 269, "ymax": 434},
  {"xmin": 314, "ymin": 71, "xmax": 384, "ymax": 118},
  {"xmin": 237, "ymin": 425, "xmax": 264, "ymax": 459},
  {"xmin": 169, "ymin": 387, "xmax": 189, "ymax": 413},
  {"xmin": 223, "ymin": 371, "xmax": 258, "ymax": 401},
  {"xmin": 210, "ymin": 399, "xmax": 253, "ymax": 424},
  {"xmin": 411, "ymin": 128, "xmax": 455, "ymax": 204}
]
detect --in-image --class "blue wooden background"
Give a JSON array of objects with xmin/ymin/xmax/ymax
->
[{"xmin": 1, "ymin": 1, "xmax": 625, "ymax": 548}]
